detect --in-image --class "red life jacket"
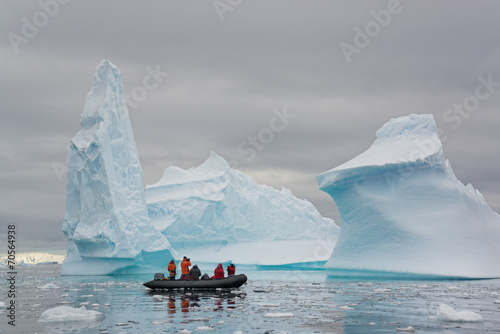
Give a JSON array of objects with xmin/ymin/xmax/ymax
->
[
  {"xmin": 213, "ymin": 263, "xmax": 224, "ymax": 279},
  {"xmin": 227, "ymin": 265, "xmax": 235, "ymax": 276}
]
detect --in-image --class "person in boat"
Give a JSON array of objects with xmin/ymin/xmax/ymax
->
[
  {"xmin": 212, "ymin": 263, "xmax": 225, "ymax": 279},
  {"xmin": 227, "ymin": 263, "xmax": 236, "ymax": 277},
  {"xmin": 189, "ymin": 264, "xmax": 201, "ymax": 280},
  {"xmin": 167, "ymin": 260, "xmax": 176, "ymax": 280},
  {"xmin": 180, "ymin": 256, "xmax": 191, "ymax": 280}
]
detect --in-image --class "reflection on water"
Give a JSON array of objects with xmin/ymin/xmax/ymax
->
[{"xmin": 145, "ymin": 289, "xmax": 246, "ymax": 316}]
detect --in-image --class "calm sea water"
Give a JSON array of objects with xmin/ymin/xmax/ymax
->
[{"xmin": 2, "ymin": 264, "xmax": 500, "ymax": 333}]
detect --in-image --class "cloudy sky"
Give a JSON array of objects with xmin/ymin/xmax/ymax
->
[{"xmin": 1, "ymin": 1, "xmax": 499, "ymax": 254}]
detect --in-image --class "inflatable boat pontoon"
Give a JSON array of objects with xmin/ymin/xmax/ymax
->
[{"xmin": 143, "ymin": 274, "xmax": 247, "ymax": 290}]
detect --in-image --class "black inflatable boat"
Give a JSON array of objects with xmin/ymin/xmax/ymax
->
[{"xmin": 143, "ymin": 274, "xmax": 247, "ymax": 290}]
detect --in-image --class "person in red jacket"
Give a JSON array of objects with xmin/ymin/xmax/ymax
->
[
  {"xmin": 212, "ymin": 263, "xmax": 224, "ymax": 279},
  {"xmin": 227, "ymin": 263, "xmax": 236, "ymax": 277}
]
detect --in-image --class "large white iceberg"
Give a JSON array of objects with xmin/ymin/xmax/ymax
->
[
  {"xmin": 62, "ymin": 60, "xmax": 175, "ymax": 275},
  {"xmin": 317, "ymin": 114, "xmax": 500, "ymax": 279},
  {"xmin": 146, "ymin": 151, "xmax": 339, "ymax": 268}
]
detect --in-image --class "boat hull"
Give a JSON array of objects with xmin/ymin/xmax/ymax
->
[{"xmin": 143, "ymin": 274, "xmax": 247, "ymax": 290}]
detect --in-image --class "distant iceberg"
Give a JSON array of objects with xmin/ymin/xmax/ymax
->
[
  {"xmin": 0, "ymin": 253, "xmax": 65, "ymax": 266},
  {"xmin": 61, "ymin": 60, "xmax": 176, "ymax": 275},
  {"xmin": 146, "ymin": 152, "xmax": 339, "ymax": 268},
  {"xmin": 317, "ymin": 114, "xmax": 500, "ymax": 279}
]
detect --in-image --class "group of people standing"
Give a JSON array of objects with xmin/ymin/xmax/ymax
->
[{"xmin": 167, "ymin": 256, "xmax": 236, "ymax": 280}]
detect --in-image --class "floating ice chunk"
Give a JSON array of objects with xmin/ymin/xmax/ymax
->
[
  {"xmin": 258, "ymin": 303, "xmax": 280, "ymax": 307},
  {"xmin": 434, "ymin": 303, "xmax": 483, "ymax": 322},
  {"xmin": 38, "ymin": 306, "xmax": 104, "ymax": 323},
  {"xmin": 195, "ymin": 325, "xmax": 215, "ymax": 331},
  {"xmin": 339, "ymin": 305, "xmax": 354, "ymax": 310},
  {"xmin": 39, "ymin": 283, "xmax": 59, "ymax": 289},
  {"xmin": 179, "ymin": 330, "xmax": 192, "ymax": 334},
  {"xmin": 263, "ymin": 312, "xmax": 294, "ymax": 318},
  {"xmin": 397, "ymin": 327, "xmax": 415, "ymax": 332},
  {"xmin": 153, "ymin": 295, "xmax": 163, "ymax": 301},
  {"xmin": 493, "ymin": 300, "xmax": 500, "ymax": 304},
  {"xmin": 232, "ymin": 332, "xmax": 244, "ymax": 334}
]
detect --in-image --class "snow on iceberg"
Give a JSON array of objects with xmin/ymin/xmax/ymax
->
[
  {"xmin": 146, "ymin": 151, "xmax": 339, "ymax": 268},
  {"xmin": 317, "ymin": 114, "xmax": 500, "ymax": 279},
  {"xmin": 62, "ymin": 60, "xmax": 175, "ymax": 275}
]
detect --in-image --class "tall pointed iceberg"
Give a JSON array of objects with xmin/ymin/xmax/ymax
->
[
  {"xmin": 317, "ymin": 114, "xmax": 500, "ymax": 279},
  {"xmin": 146, "ymin": 152, "xmax": 339, "ymax": 268},
  {"xmin": 62, "ymin": 60, "xmax": 175, "ymax": 275}
]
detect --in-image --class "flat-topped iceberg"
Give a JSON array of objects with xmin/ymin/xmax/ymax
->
[
  {"xmin": 317, "ymin": 114, "xmax": 500, "ymax": 279},
  {"xmin": 62, "ymin": 60, "xmax": 175, "ymax": 275},
  {"xmin": 146, "ymin": 152, "xmax": 339, "ymax": 268},
  {"xmin": 0, "ymin": 253, "xmax": 65, "ymax": 266}
]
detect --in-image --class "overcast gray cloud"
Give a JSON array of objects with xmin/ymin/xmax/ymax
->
[{"xmin": 1, "ymin": 0, "xmax": 499, "ymax": 253}]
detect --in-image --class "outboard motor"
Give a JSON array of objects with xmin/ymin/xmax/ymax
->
[{"xmin": 154, "ymin": 273, "xmax": 165, "ymax": 280}]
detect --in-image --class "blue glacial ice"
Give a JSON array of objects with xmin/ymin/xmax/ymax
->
[
  {"xmin": 61, "ymin": 60, "xmax": 176, "ymax": 275},
  {"xmin": 317, "ymin": 114, "xmax": 500, "ymax": 279},
  {"xmin": 146, "ymin": 151, "xmax": 340, "ymax": 268}
]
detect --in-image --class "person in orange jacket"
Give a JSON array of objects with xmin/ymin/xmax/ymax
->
[
  {"xmin": 167, "ymin": 260, "xmax": 176, "ymax": 280},
  {"xmin": 212, "ymin": 263, "xmax": 224, "ymax": 279},
  {"xmin": 180, "ymin": 256, "xmax": 191, "ymax": 280}
]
